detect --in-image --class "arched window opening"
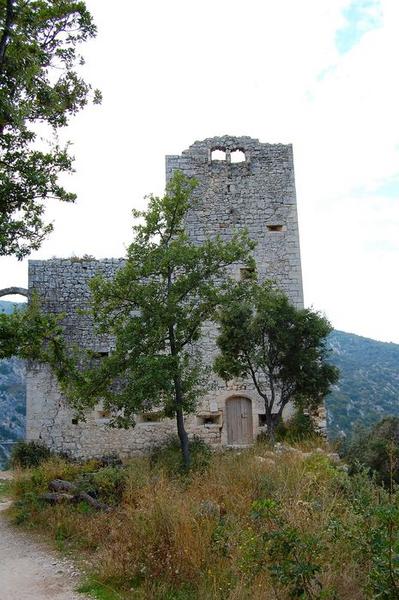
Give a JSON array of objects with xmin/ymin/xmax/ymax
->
[
  {"xmin": 211, "ymin": 148, "xmax": 226, "ymax": 161},
  {"xmin": 230, "ymin": 149, "xmax": 246, "ymax": 163}
]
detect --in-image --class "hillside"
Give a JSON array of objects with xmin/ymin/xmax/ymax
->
[
  {"xmin": 0, "ymin": 301, "xmax": 26, "ymax": 468},
  {"xmin": 326, "ymin": 330, "xmax": 399, "ymax": 438}
]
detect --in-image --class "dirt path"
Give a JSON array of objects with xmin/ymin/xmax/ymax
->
[{"xmin": 0, "ymin": 474, "xmax": 89, "ymax": 600}]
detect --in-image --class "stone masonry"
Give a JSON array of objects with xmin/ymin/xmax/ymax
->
[{"xmin": 26, "ymin": 136, "xmax": 304, "ymax": 458}]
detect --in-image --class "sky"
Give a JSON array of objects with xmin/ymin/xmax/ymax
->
[{"xmin": 1, "ymin": 0, "xmax": 398, "ymax": 343}]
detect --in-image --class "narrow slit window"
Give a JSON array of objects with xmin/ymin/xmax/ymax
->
[
  {"xmin": 267, "ymin": 225, "xmax": 284, "ymax": 232},
  {"xmin": 231, "ymin": 149, "xmax": 246, "ymax": 163},
  {"xmin": 211, "ymin": 149, "xmax": 226, "ymax": 161}
]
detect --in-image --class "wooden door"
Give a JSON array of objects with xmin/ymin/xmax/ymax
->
[{"xmin": 226, "ymin": 397, "xmax": 253, "ymax": 446}]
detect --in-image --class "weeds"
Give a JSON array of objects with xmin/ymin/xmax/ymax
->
[{"xmin": 8, "ymin": 440, "xmax": 398, "ymax": 599}]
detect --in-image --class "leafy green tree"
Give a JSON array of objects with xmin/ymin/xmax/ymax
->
[
  {"xmin": 0, "ymin": 292, "xmax": 65, "ymax": 362},
  {"xmin": 0, "ymin": 0, "xmax": 101, "ymax": 258},
  {"xmin": 56, "ymin": 171, "xmax": 255, "ymax": 468},
  {"xmin": 214, "ymin": 282, "xmax": 339, "ymax": 437},
  {"xmin": 341, "ymin": 417, "xmax": 399, "ymax": 486}
]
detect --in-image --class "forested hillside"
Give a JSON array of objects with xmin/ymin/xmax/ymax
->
[
  {"xmin": 0, "ymin": 301, "xmax": 26, "ymax": 467},
  {"xmin": 326, "ymin": 330, "xmax": 399, "ymax": 438}
]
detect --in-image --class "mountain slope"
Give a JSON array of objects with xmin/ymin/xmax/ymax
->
[
  {"xmin": 326, "ymin": 330, "xmax": 399, "ymax": 437},
  {"xmin": 0, "ymin": 301, "xmax": 26, "ymax": 468}
]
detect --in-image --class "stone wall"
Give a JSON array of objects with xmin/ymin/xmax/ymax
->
[{"xmin": 26, "ymin": 136, "xmax": 303, "ymax": 458}]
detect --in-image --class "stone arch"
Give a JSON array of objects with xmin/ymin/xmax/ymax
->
[
  {"xmin": 210, "ymin": 147, "xmax": 226, "ymax": 161},
  {"xmin": 230, "ymin": 148, "xmax": 246, "ymax": 163},
  {"xmin": 225, "ymin": 395, "xmax": 253, "ymax": 446},
  {"xmin": 0, "ymin": 286, "xmax": 28, "ymax": 298}
]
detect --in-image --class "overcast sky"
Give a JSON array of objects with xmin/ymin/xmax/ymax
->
[{"xmin": 1, "ymin": 0, "xmax": 398, "ymax": 343}]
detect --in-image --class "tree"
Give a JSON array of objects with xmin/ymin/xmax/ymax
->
[
  {"xmin": 214, "ymin": 282, "xmax": 339, "ymax": 437},
  {"xmin": 55, "ymin": 171, "xmax": 255, "ymax": 468},
  {"xmin": 0, "ymin": 0, "xmax": 101, "ymax": 258},
  {"xmin": 341, "ymin": 417, "xmax": 399, "ymax": 486}
]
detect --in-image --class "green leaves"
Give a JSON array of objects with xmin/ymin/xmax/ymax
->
[
  {"xmin": 214, "ymin": 281, "xmax": 339, "ymax": 434},
  {"xmin": 50, "ymin": 171, "xmax": 254, "ymax": 444},
  {"xmin": 0, "ymin": 0, "xmax": 100, "ymax": 257}
]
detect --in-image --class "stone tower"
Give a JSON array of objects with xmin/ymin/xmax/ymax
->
[
  {"xmin": 26, "ymin": 136, "xmax": 304, "ymax": 456},
  {"xmin": 166, "ymin": 136, "xmax": 303, "ymax": 308}
]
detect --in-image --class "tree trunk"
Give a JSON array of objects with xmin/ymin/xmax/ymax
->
[
  {"xmin": 265, "ymin": 410, "xmax": 276, "ymax": 441},
  {"xmin": 0, "ymin": 0, "xmax": 14, "ymax": 71},
  {"xmin": 176, "ymin": 405, "xmax": 190, "ymax": 470}
]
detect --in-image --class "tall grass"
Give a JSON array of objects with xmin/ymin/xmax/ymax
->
[{"xmin": 8, "ymin": 439, "xmax": 399, "ymax": 599}]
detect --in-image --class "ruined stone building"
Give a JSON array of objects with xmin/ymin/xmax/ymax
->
[{"xmin": 25, "ymin": 136, "xmax": 304, "ymax": 458}]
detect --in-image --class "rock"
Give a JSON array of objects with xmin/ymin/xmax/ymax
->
[
  {"xmin": 254, "ymin": 456, "xmax": 276, "ymax": 467},
  {"xmin": 198, "ymin": 500, "xmax": 221, "ymax": 518},
  {"xmin": 327, "ymin": 453, "xmax": 341, "ymax": 464}
]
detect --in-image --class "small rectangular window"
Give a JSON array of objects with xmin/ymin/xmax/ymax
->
[
  {"xmin": 137, "ymin": 410, "xmax": 164, "ymax": 423},
  {"xmin": 258, "ymin": 414, "xmax": 267, "ymax": 426},
  {"xmin": 240, "ymin": 267, "xmax": 255, "ymax": 281},
  {"xmin": 267, "ymin": 225, "xmax": 284, "ymax": 232},
  {"xmin": 196, "ymin": 413, "xmax": 222, "ymax": 427}
]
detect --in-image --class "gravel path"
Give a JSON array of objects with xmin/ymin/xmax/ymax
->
[{"xmin": 0, "ymin": 474, "xmax": 88, "ymax": 600}]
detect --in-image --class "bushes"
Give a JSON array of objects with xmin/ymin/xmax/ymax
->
[
  {"xmin": 341, "ymin": 416, "xmax": 399, "ymax": 485},
  {"xmin": 7, "ymin": 438, "xmax": 399, "ymax": 599},
  {"xmin": 149, "ymin": 436, "xmax": 211, "ymax": 476},
  {"xmin": 10, "ymin": 440, "xmax": 52, "ymax": 469}
]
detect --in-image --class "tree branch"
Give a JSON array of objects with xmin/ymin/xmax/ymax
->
[{"xmin": 0, "ymin": 0, "xmax": 14, "ymax": 72}]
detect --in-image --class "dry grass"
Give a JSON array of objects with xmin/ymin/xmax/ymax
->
[{"xmin": 8, "ymin": 440, "xmax": 397, "ymax": 599}]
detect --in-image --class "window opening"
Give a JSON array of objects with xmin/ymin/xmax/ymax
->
[
  {"xmin": 137, "ymin": 410, "xmax": 164, "ymax": 423},
  {"xmin": 196, "ymin": 413, "xmax": 222, "ymax": 427},
  {"xmin": 230, "ymin": 149, "xmax": 246, "ymax": 163},
  {"xmin": 211, "ymin": 149, "xmax": 226, "ymax": 161},
  {"xmin": 267, "ymin": 225, "xmax": 284, "ymax": 232},
  {"xmin": 240, "ymin": 267, "xmax": 255, "ymax": 281},
  {"xmin": 258, "ymin": 414, "xmax": 267, "ymax": 426}
]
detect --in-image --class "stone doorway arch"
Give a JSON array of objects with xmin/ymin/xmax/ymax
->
[
  {"xmin": 226, "ymin": 396, "xmax": 253, "ymax": 446},
  {"xmin": 0, "ymin": 287, "xmax": 28, "ymax": 299}
]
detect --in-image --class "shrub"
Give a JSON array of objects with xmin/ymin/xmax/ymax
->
[
  {"xmin": 341, "ymin": 417, "xmax": 399, "ymax": 485},
  {"xmin": 80, "ymin": 466, "xmax": 127, "ymax": 506},
  {"xmin": 149, "ymin": 436, "xmax": 211, "ymax": 476},
  {"xmin": 10, "ymin": 440, "xmax": 52, "ymax": 469},
  {"xmin": 274, "ymin": 409, "xmax": 318, "ymax": 443}
]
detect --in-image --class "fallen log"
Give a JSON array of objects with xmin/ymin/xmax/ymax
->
[
  {"xmin": 46, "ymin": 479, "xmax": 111, "ymax": 511},
  {"xmin": 76, "ymin": 491, "xmax": 111, "ymax": 512},
  {"xmin": 39, "ymin": 492, "xmax": 75, "ymax": 504}
]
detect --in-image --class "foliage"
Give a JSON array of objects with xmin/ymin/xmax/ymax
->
[
  {"xmin": 274, "ymin": 408, "xmax": 319, "ymax": 443},
  {"xmin": 214, "ymin": 281, "xmax": 339, "ymax": 436},
  {"xmin": 10, "ymin": 439, "xmax": 51, "ymax": 468},
  {"xmin": 54, "ymin": 170, "xmax": 254, "ymax": 468},
  {"xmin": 327, "ymin": 330, "xmax": 399, "ymax": 438},
  {"xmin": 149, "ymin": 436, "xmax": 212, "ymax": 477},
  {"xmin": 0, "ymin": 0, "xmax": 101, "ymax": 258},
  {"xmin": 9, "ymin": 442, "xmax": 399, "ymax": 599},
  {"xmin": 340, "ymin": 416, "xmax": 399, "ymax": 486},
  {"xmin": 79, "ymin": 466, "xmax": 127, "ymax": 506}
]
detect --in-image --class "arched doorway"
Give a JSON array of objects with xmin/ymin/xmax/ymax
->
[{"xmin": 226, "ymin": 396, "xmax": 253, "ymax": 446}]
